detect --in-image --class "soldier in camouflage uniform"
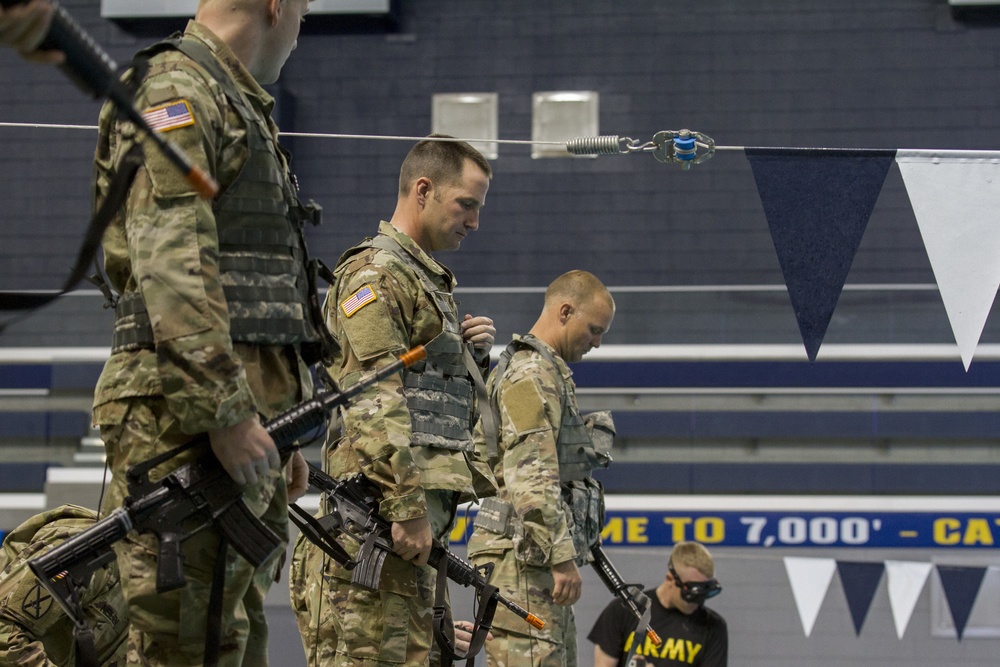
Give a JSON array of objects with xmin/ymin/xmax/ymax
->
[
  {"xmin": 90, "ymin": 1, "xmax": 320, "ymax": 665},
  {"xmin": 0, "ymin": 505, "xmax": 129, "ymax": 666},
  {"xmin": 467, "ymin": 270, "xmax": 616, "ymax": 667},
  {"xmin": 289, "ymin": 136, "xmax": 498, "ymax": 666}
]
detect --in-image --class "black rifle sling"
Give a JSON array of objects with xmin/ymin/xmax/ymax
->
[
  {"xmin": 431, "ymin": 559, "xmax": 498, "ymax": 667},
  {"xmin": 287, "ymin": 502, "xmax": 354, "ymax": 566},
  {"xmin": 70, "ymin": 584, "xmax": 101, "ymax": 667},
  {"xmin": 203, "ymin": 536, "xmax": 229, "ymax": 667},
  {"xmin": 73, "ymin": 623, "xmax": 99, "ymax": 667},
  {"xmin": 0, "ymin": 143, "xmax": 143, "ymax": 329}
]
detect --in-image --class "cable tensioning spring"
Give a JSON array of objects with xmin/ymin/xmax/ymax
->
[{"xmin": 566, "ymin": 135, "xmax": 655, "ymax": 156}]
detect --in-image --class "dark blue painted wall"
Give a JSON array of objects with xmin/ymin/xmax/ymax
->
[{"xmin": 2, "ymin": 0, "xmax": 1000, "ymax": 347}]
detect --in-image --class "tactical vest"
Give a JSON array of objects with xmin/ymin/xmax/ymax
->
[
  {"xmin": 492, "ymin": 335, "xmax": 608, "ymax": 482},
  {"xmin": 478, "ymin": 335, "xmax": 615, "ymax": 562},
  {"xmin": 340, "ymin": 234, "xmax": 478, "ymax": 453},
  {"xmin": 110, "ymin": 35, "xmax": 328, "ymax": 358}
]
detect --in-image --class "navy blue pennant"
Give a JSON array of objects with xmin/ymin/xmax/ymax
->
[
  {"xmin": 836, "ymin": 560, "xmax": 885, "ymax": 636},
  {"xmin": 745, "ymin": 148, "xmax": 896, "ymax": 361},
  {"xmin": 937, "ymin": 565, "xmax": 987, "ymax": 640}
]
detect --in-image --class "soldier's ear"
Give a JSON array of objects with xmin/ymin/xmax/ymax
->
[
  {"xmin": 265, "ymin": 0, "xmax": 282, "ymax": 27},
  {"xmin": 558, "ymin": 302, "xmax": 574, "ymax": 324},
  {"xmin": 415, "ymin": 177, "xmax": 432, "ymax": 206}
]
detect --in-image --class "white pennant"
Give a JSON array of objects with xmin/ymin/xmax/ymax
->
[
  {"xmin": 885, "ymin": 560, "xmax": 933, "ymax": 639},
  {"xmin": 784, "ymin": 557, "xmax": 837, "ymax": 637},
  {"xmin": 896, "ymin": 151, "xmax": 1000, "ymax": 370}
]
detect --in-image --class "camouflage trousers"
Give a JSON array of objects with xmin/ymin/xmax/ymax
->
[
  {"xmin": 468, "ymin": 549, "xmax": 576, "ymax": 667},
  {"xmin": 289, "ymin": 489, "xmax": 457, "ymax": 667},
  {"xmin": 96, "ymin": 397, "xmax": 288, "ymax": 667},
  {"xmin": 289, "ymin": 530, "xmax": 337, "ymax": 667}
]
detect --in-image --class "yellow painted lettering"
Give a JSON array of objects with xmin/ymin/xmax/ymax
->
[
  {"xmin": 694, "ymin": 516, "xmax": 725, "ymax": 544},
  {"xmin": 602, "ymin": 517, "xmax": 624, "ymax": 544},
  {"xmin": 643, "ymin": 635, "xmax": 659, "ymax": 657},
  {"xmin": 662, "ymin": 637, "xmax": 684, "ymax": 661},
  {"xmin": 964, "ymin": 518, "xmax": 994, "ymax": 546},
  {"xmin": 622, "ymin": 632, "xmax": 635, "ymax": 654},
  {"xmin": 449, "ymin": 517, "xmax": 467, "ymax": 542},
  {"xmin": 627, "ymin": 517, "xmax": 649, "ymax": 544},
  {"xmin": 663, "ymin": 517, "xmax": 692, "ymax": 542},
  {"xmin": 933, "ymin": 518, "xmax": 961, "ymax": 546},
  {"xmin": 686, "ymin": 640, "xmax": 703, "ymax": 663}
]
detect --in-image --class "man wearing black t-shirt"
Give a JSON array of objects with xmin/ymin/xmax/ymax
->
[{"xmin": 588, "ymin": 542, "xmax": 728, "ymax": 667}]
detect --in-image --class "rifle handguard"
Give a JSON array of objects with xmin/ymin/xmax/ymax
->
[{"xmin": 590, "ymin": 543, "xmax": 662, "ymax": 647}]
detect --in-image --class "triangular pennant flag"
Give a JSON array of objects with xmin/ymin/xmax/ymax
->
[
  {"xmin": 896, "ymin": 151, "xmax": 1000, "ymax": 370},
  {"xmin": 784, "ymin": 556, "xmax": 837, "ymax": 637},
  {"xmin": 837, "ymin": 560, "xmax": 885, "ymax": 636},
  {"xmin": 746, "ymin": 148, "xmax": 895, "ymax": 361},
  {"xmin": 936, "ymin": 565, "xmax": 987, "ymax": 640},
  {"xmin": 885, "ymin": 560, "xmax": 933, "ymax": 639}
]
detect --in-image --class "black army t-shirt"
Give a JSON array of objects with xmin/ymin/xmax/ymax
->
[{"xmin": 588, "ymin": 588, "xmax": 728, "ymax": 666}]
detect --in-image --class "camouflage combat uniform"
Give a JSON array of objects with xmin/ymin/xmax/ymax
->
[
  {"xmin": 0, "ymin": 505, "xmax": 128, "ymax": 667},
  {"xmin": 290, "ymin": 221, "xmax": 494, "ymax": 667},
  {"xmin": 91, "ymin": 21, "xmax": 323, "ymax": 667},
  {"xmin": 467, "ymin": 334, "xmax": 612, "ymax": 667}
]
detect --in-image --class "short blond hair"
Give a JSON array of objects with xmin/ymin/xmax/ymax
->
[
  {"xmin": 544, "ymin": 270, "xmax": 614, "ymax": 311},
  {"xmin": 670, "ymin": 541, "xmax": 715, "ymax": 578}
]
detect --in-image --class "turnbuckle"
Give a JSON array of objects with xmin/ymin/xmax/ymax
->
[{"xmin": 651, "ymin": 129, "xmax": 716, "ymax": 169}]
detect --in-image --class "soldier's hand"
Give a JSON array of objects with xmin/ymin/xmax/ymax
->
[
  {"xmin": 461, "ymin": 314, "xmax": 495, "ymax": 353},
  {"xmin": 454, "ymin": 620, "xmax": 493, "ymax": 654},
  {"xmin": 551, "ymin": 559, "xmax": 582, "ymax": 606},
  {"xmin": 391, "ymin": 515, "xmax": 433, "ymax": 566},
  {"xmin": 0, "ymin": 0, "xmax": 63, "ymax": 63},
  {"xmin": 209, "ymin": 415, "xmax": 280, "ymax": 486},
  {"xmin": 286, "ymin": 450, "xmax": 309, "ymax": 503}
]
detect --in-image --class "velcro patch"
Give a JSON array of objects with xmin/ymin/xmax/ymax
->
[
  {"xmin": 142, "ymin": 100, "xmax": 195, "ymax": 133},
  {"xmin": 341, "ymin": 284, "xmax": 378, "ymax": 318},
  {"xmin": 502, "ymin": 379, "xmax": 548, "ymax": 437}
]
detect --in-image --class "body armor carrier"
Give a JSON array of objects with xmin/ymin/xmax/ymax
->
[
  {"xmin": 478, "ymin": 335, "xmax": 615, "ymax": 563},
  {"xmin": 110, "ymin": 35, "xmax": 328, "ymax": 359},
  {"xmin": 351, "ymin": 234, "xmax": 478, "ymax": 453}
]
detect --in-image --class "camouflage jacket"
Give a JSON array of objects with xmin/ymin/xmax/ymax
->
[
  {"xmin": 468, "ymin": 334, "xmax": 578, "ymax": 566},
  {"xmin": 92, "ymin": 20, "xmax": 311, "ymax": 432},
  {"xmin": 0, "ymin": 506, "xmax": 128, "ymax": 667},
  {"xmin": 322, "ymin": 221, "xmax": 485, "ymax": 522}
]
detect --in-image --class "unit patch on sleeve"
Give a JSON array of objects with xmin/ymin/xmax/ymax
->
[
  {"xmin": 142, "ymin": 100, "xmax": 195, "ymax": 133},
  {"xmin": 341, "ymin": 284, "xmax": 378, "ymax": 318}
]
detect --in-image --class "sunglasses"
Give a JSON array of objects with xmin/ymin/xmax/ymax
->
[{"xmin": 669, "ymin": 561, "xmax": 722, "ymax": 604}]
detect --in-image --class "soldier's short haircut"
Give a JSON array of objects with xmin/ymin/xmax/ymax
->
[
  {"xmin": 544, "ymin": 270, "xmax": 614, "ymax": 310},
  {"xmin": 670, "ymin": 541, "xmax": 715, "ymax": 578},
  {"xmin": 399, "ymin": 134, "xmax": 492, "ymax": 196}
]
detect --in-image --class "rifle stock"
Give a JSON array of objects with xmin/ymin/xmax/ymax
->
[{"xmin": 30, "ymin": 347, "xmax": 426, "ymax": 609}]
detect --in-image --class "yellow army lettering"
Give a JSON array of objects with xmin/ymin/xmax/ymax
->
[
  {"xmin": 623, "ymin": 631, "xmax": 705, "ymax": 664},
  {"xmin": 933, "ymin": 517, "xmax": 997, "ymax": 546}
]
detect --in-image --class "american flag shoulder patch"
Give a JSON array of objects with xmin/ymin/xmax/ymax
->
[
  {"xmin": 341, "ymin": 284, "xmax": 377, "ymax": 318},
  {"xmin": 141, "ymin": 100, "xmax": 195, "ymax": 133}
]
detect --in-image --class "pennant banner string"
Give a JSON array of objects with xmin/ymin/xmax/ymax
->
[{"xmin": 3, "ymin": 121, "xmax": 999, "ymax": 159}]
